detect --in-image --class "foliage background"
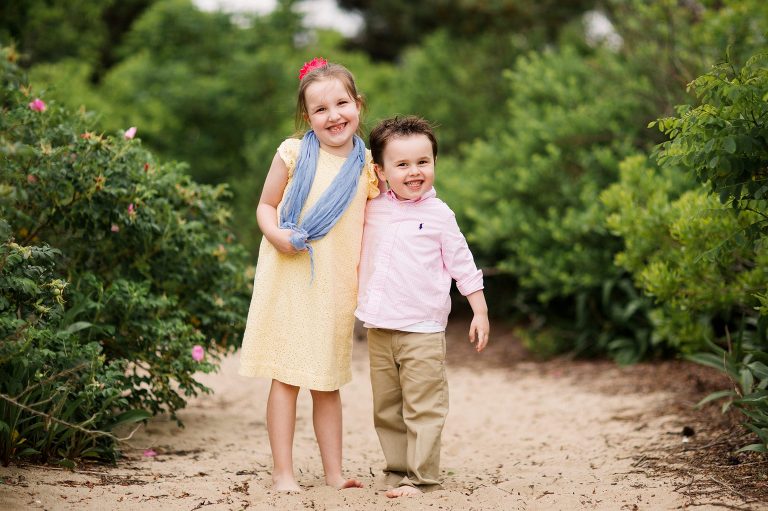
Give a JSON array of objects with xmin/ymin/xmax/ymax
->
[{"xmin": 1, "ymin": 0, "xmax": 767, "ymax": 460}]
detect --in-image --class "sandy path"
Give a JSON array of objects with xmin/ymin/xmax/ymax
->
[{"xmin": 0, "ymin": 319, "xmax": 750, "ymax": 510}]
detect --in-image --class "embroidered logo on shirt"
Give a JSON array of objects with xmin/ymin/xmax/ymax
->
[{"xmin": 419, "ymin": 223, "xmax": 423, "ymax": 230}]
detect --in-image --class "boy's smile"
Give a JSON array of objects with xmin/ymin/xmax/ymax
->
[{"xmin": 376, "ymin": 134, "xmax": 435, "ymax": 201}]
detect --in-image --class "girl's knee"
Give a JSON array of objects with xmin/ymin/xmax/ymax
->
[
  {"xmin": 272, "ymin": 379, "xmax": 300, "ymax": 395},
  {"xmin": 310, "ymin": 388, "xmax": 340, "ymax": 402}
]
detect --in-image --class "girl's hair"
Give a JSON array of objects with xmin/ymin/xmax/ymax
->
[
  {"xmin": 295, "ymin": 62, "xmax": 366, "ymax": 136},
  {"xmin": 369, "ymin": 115, "xmax": 438, "ymax": 166}
]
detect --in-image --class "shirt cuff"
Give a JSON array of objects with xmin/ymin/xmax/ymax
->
[{"xmin": 456, "ymin": 269, "xmax": 484, "ymax": 296}]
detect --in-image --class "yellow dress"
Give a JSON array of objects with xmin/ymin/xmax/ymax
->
[{"xmin": 238, "ymin": 138, "xmax": 379, "ymax": 390}]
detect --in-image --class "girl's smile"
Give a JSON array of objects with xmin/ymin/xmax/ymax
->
[{"xmin": 303, "ymin": 78, "xmax": 361, "ymax": 157}]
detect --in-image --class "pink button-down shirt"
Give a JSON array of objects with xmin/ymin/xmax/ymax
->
[{"xmin": 355, "ymin": 188, "xmax": 484, "ymax": 330}]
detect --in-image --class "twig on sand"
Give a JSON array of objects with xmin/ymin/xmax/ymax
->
[
  {"xmin": 0, "ymin": 391, "xmax": 143, "ymax": 443},
  {"xmin": 708, "ymin": 476, "xmax": 749, "ymax": 502},
  {"xmin": 685, "ymin": 439, "xmax": 735, "ymax": 451},
  {"xmin": 673, "ymin": 475, "xmax": 694, "ymax": 493},
  {"xmin": 632, "ymin": 455, "xmax": 655, "ymax": 467},
  {"xmin": 15, "ymin": 464, "xmax": 140, "ymax": 479},
  {"xmin": 685, "ymin": 431, "xmax": 751, "ymax": 452},
  {"xmin": 716, "ymin": 459, "xmax": 768, "ymax": 467},
  {"xmin": 685, "ymin": 502, "xmax": 759, "ymax": 510}
]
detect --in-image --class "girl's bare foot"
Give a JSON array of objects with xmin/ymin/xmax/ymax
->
[
  {"xmin": 272, "ymin": 475, "xmax": 302, "ymax": 492},
  {"xmin": 385, "ymin": 485, "xmax": 422, "ymax": 498},
  {"xmin": 326, "ymin": 476, "xmax": 364, "ymax": 489}
]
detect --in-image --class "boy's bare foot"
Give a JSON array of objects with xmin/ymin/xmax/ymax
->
[
  {"xmin": 272, "ymin": 475, "xmax": 302, "ymax": 492},
  {"xmin": 385, "ymin": 485, "xmax": 422, "ymax": 498},
  {"xmin": 326, "ymin": 476, "xmax": 364, "ymax": 489}
]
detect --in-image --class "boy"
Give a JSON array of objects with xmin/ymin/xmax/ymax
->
[{"xmin": 355, "ymin": 116, "xmax": 490, "ymax": 498}]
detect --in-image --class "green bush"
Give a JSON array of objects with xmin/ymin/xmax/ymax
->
[
  {"xmin": 689, "ymin": 337, "xmax": 768, "ymax": 453},
  {"xmin": 0, "ymin": 226, "xmax": 150, "ymax": 466},
  {"xmin": 652, "ymin": 51, "xmax": 768, "ymax": 222},
  {"xmin": 0, "ymin": 45, "xmax": 250, "ymax": 465},
  {"xmin": 623, "ymin": 48, "xmax": 768, "ymax": 451},
  {"xmin": 436, "ymin": 1, "xmax": 768, "ymax": 361},
  {"xmin": 436, "ymin": 46, "xmax": 659, "ymax": 360},
  {"xmin": 602, "ymin": 155, "xmax": 768, "ymax": 352},
  {"xmin": 456, "ymin": 46, "xmax": 655, "ymax": 297},
  {"xmin": 390, "ymin": 29, "xmax": 525, "ymax": 154}
]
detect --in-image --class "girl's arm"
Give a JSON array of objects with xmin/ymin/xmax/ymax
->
[{"xmin": 257, "ymin": 152, "xmax": 301, "ymax": 254}]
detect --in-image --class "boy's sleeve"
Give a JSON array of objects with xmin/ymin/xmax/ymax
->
[{"xmin": 440, "ymin": 210, "xmax": 483, "ymax": 296}]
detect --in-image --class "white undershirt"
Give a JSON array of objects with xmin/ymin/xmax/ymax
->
[{"xmin": 364, "ymin": 320, "xmax": 445, "ymax": 333}]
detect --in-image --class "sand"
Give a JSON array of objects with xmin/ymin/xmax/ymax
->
[{"xmin": 0, "ymin": 318, "xmax": 755, "ymax": 511}]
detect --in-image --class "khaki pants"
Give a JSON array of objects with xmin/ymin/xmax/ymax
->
[{"xmin": 367, "ymin": 328, "xmax": 449, "ymax": 488}]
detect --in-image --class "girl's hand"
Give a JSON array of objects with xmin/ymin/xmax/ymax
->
[
  {"xmin": 469, "ymin": 313, "xmax": 490, "ymax": 352},
  {"xmin": 268, "ymin": 228, "xmax": 304, "ymax": 255}
]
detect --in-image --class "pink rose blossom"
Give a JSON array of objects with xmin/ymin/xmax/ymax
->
[
  {"xmin": 28, "ymin": 99, "xmax": 47, "ymax": 112},
  {"xmin": 27, "ymin": 174, "xmax": 38, "ymax": 184},
  {"xmin": 124, "ymin": 126, "xmax": 137, "ymax": 140},
  {"xmin": 142, "ymin": 449, "xmax": 157, "ymax": 457},
  {"xmin": 111, "ymin": 224, "xmax": 120, "ymax": 233},
  {"xmin": 192, "ymin": 345, "xmax": 205, "ymax": 362},
  {"xmin": 128, "ymin": 203, "xmax": 136, "ymax": 216}
]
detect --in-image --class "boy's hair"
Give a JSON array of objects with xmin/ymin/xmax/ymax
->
[
  {"xmin": 369, "ymin": 116, "xmax": 438, "ymax": 166},
  {"xmin": 295, "ymin": 62, "xmax": 366, "ymax": 135}
]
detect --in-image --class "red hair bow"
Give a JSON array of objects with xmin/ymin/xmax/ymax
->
[{"xmin": 298, "ymin": 57, "xmax": 328, "ymax": 80}]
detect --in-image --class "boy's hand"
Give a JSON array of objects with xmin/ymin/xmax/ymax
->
[{"xmin": 469, "ymin": 313, "xmax": 489, "ymax": 352}]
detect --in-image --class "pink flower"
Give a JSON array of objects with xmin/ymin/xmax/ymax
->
[
  {"xmin": 298, "ymin": 57, "xmax": 328, "ymax": 80},
  {"xmin": 28, "ymin": 99, "xmax": 47, "ymax": 112},
  {"xmin": 128, "ymin": 203, "xmax": 136, "ymax": 216},
  {"xmin": 111, "ymin": 224, "xmax": 120, "ymax": 233},
  {"xmin": 124, "ymin": 126, "xmax": 137, "ymax": 140},
  {"xmin": 143, "ymin": 449, "xmax": 157, "ymax": 457},
  {"xmin": 27, "ymin": 174, "xmax": 38, "ymax": 184},
  {"xmin": 192, "ymin": 345, "xmax": 205, "ymax": 362}
]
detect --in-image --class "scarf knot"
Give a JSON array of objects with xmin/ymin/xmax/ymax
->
[{"xmin": 283, "ymin": 222, "xmax": 309, "ymax": 250}]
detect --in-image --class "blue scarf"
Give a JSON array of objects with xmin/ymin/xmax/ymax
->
[{"xmin": 279, "ymin": 130, "xmax": 365, "ymax": 280}]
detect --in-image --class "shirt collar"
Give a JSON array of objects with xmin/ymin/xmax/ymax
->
[{"xmin": 385, "ymin": 187, "xmax": 436, "ymax": 204}]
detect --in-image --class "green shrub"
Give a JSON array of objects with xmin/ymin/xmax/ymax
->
[
  {"xmin": 637, "ymin": 49, "xmax": 768, "ymax": 451},
  {"xmin": 437, "ymin": 46, "xmax": 659, "ymax": 360},
  {"xmin": 652, "ymin": 51, "xmax": 768, "ymax": 226},
  {"xmin": 456, "ymin": 46, "xmax": 656, "ymax": 298},
  {"xmin": 0, "ymin": 228, "xmax": 145, "ymax": 466},
  {"xmin": 602, "ymin": 155, "xmax": 768, "ymax": 352},
  {"xmin": 0, "ymin": 45, "xmax": 250, "ymax": 465},
  {"xmin": 689, "ymin": 337, "xmax": 768, "ymax": 454}
]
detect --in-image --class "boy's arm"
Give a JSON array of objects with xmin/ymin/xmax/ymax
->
[
  {"xmin": 440, "ymin": 212, "xmax": 483, "ymax": 295},
  {"xmin": 439, "ymin": 209, "xmax": 489, "ymax": 351},
  {"xmin": 466, "ymin": 289, "xmax": 490, "ymax": 352}
]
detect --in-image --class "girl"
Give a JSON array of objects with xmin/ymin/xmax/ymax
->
[{"xmin": 238, "ymin": 58, "xmax": 379, "ymax": 491}]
